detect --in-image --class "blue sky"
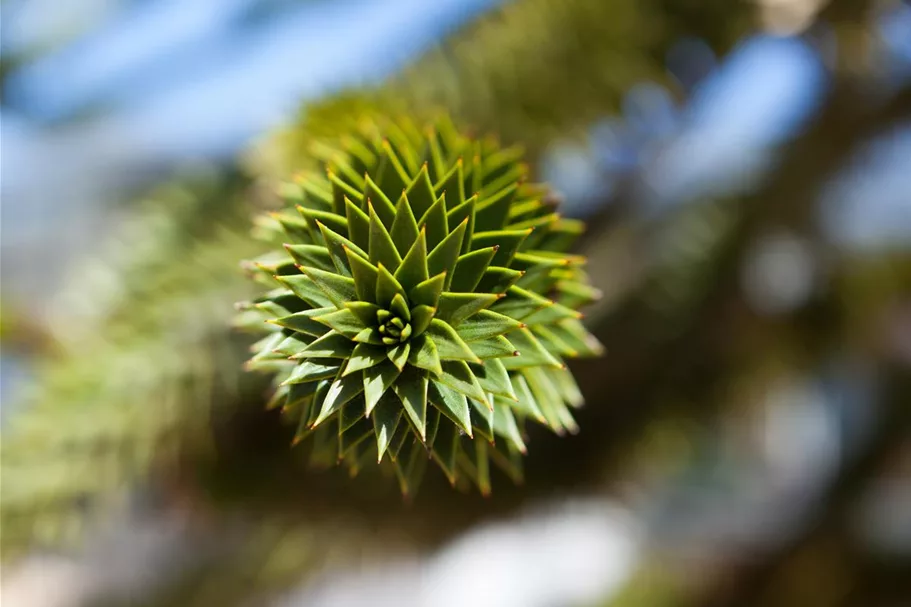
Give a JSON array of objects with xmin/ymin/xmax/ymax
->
[
  {"xmin": 4, "ymin": 0, "xmax": 497, "ymax": 149},
  {"xmin": 1, "ymin": 0, "xmax": 497, "ymax": 254},
  {"xmin": 2, "ymin": 0, "xmax": 908, "ymax": 263},
  {"xmin": 644, "ymin": 34, "xmax": 829, "ymax": 206}
]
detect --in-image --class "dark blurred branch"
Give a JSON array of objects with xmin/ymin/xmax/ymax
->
[
  {"xmin": 693, "ymin": 362, "xmax": 910, "ymax": 607},
  {"xmin": 562, "ymin": 79, "xmax": 911, "ymax": 479},
  {"xmin": 564, "ymin": 76, "xmax": 911, "ymax": 607},
  {"xmin": 817, "ymin": 0, "xmax": 877, "ymax": 23}
]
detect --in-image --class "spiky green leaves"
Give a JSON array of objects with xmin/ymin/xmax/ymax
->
[{"xmin": 238, "ymin": 115, "xmax": 603, "ymax": 495}]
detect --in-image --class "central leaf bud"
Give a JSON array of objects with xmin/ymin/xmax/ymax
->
[
  {"xmin": 377, "ymin": 309, "xmax": 412, "ymax": 345},
  {"xmin": 376, "ymin": 291, "xmax": 413, "ymax": 346}
]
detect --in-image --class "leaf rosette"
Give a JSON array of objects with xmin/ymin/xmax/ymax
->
[{"xmin": 237, "ymin": 115, "xmax": 603, "ymax": 495}]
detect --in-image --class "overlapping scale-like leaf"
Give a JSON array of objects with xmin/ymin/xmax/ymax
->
[{"xmin": 238, "ymin": 115, "xmax": 603, "ymax": 495}]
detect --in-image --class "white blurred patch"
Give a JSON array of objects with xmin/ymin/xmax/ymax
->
[
  {"xmin": 0, "ymin": 556, "xmax": 91, "ymax": 607},
  {"xmin": 760, "ymin": 377, "xmax": 840, "ymax": 489},
  {"xmin": 741, "ymin": 231, "xmax": 818, "ymax": 316},
  {"xmin": 281, "ymin": 499, "xmax": 642, "ymax": 607},
  {"xmin": 0, "ymin": 511, "xmax": 201, "ymax": 607},
  {"xmin": 758, "ymin": 0, "xmax": 828, "ymax": 35},
  {"xmin": 540, "ymin": 142, "xmax": 605, "ymax": 215}
]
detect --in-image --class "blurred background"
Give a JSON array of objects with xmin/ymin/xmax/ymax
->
[{"xmin": 1, "ymin": 0, "xmax": 909, "ymax": 605}]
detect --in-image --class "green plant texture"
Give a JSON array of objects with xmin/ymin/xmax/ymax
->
[{"xmin": 237, "ymin": 115, "xmax": 603, "ymax": 495}]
